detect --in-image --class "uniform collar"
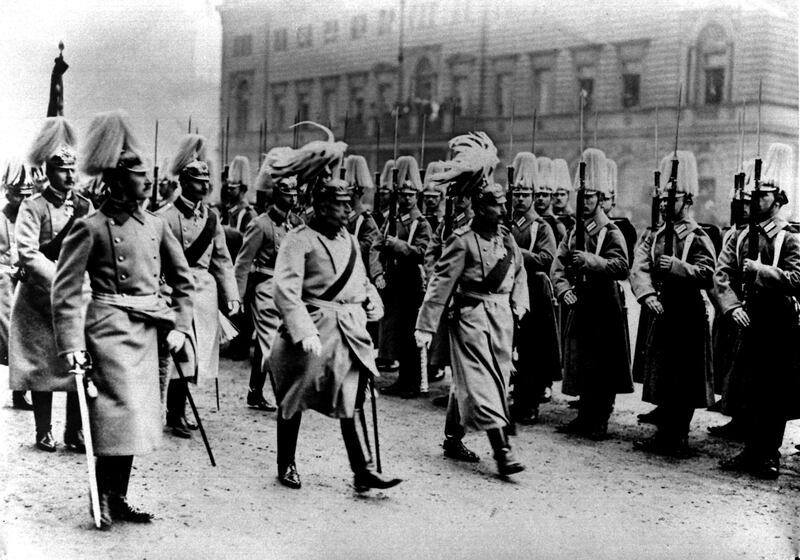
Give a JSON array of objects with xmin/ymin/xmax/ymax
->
[
  {"xmin": 399, "ymin": 207, "xmax": 421, "ymax": 224},
  {"xmin": 513, "ymin": 208, "xmax": 537, "ymax": 229},
  {"xmin": 174, "ymin": 195, "xmax": 205, "ymax": 219},
  {"xmin": 583, "ymin": 209, "xmax": 610, "ymax": 237},
  {"xmin": 268, "ymin": 205, "xmax": 290, "ymax": 225},
  {"xmin": 101, "ymin": 198, "xmax": 146, "ymax": 225},
  {"xmin": 759, "ymin": 216, "xmax": 787, "ymax": 239},
  {"xmin": 42, "ymin": 186, "xmax": 72, "ymax": 208},
  {"xmin": 673, "ymin": 217, "xmax": 699, "ymax": 240}
]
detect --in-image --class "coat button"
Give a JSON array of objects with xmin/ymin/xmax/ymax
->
[
  {"xmin": 110, "ymin": 219, "xmax": 116, "ymax": 225},
  {"xmin": 114, "ymin": 237, "xmax": 121, "ymax": 243},
  {"xmin": 120, "ymin": 273, "xmax": 128, "ymax": 280},
  {"xmin": 153, "ymin": 255, "xmax": 157, "ymax": 259},
  {"xmin": 118, "ymin": 255, "xmax": 125, "ymax": 262}
]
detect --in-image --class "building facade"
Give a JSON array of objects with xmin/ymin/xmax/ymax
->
[{"xmin": 218, "ymin": 0, "xmax": 798, "ymax": 227}]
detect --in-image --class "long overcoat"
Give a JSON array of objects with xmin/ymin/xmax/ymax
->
[
  {"xmin": 270, "ymin": 224, "xmax": 383, "ymax": 420},
  {"xmin": 159, "ymin": 196, "xmax": 237, "ymax": 383},
  {"xmin": 416, "ymin": 223, "xmax": 529, "ymax": 432},
  {"xmin": 711, "ymin": 217, "xmax": 800, "ymax": 420},
  {"xmin": 52, "ymin": 200, "xmax": 194, "ymax": 455},
  {"xmin": 551, "ymin": 211, "xmax": 633, "ymax": 396},
  {"xmin": 9, "ymin": 187, "xmax": 92, "ymax": 391},
  {"xmin": 630, "ymin": 217, "xmax": 716, "ymax": 408},
  {"xmin": 0, "ymin": 206, "xmax": 18, "ymax": 365}
]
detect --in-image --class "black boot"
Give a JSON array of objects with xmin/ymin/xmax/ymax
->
[
  {"xmin": 12, "ymin": 391, "xmax": 33, "ymax": 411},
  {"xmin": 341, "ymin": 418, "xmax": 401, "ymax": 492},
  {"xmin": 277, "ymin": 463, "xmax": 301, "ymax": 489},
  {"xmin": 35, "ymin": 429, "xmax": 57, "ymax": 452},
  {"xmin": 247, "ymin": 389, "xmax": 277, "ymax": 411},
  {"xmin": 64, "ymin": 428, "xmax": 86, "ymax": 453},
  {"xmin": 109, "ymin": 495, "xmax": 154, "ymax": 523},
  {"xmin": 277, "ymin": 411, "xmax": 302, "ymax": 489},
  {"xmin": 442, "ymin": 437, "xmax": 480, "ymax": 463},
  {"xmin": 166, "ymin": 380, "xmax": 191, "ymax": 438},
  {"xmin": 487, "ymin": 428, "xmax": 524, "ymax": 476}
]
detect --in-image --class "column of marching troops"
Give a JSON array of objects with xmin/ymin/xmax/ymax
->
[{"xmin": 1, "ymin": 109, "xmax": 798, "ymax": 531}]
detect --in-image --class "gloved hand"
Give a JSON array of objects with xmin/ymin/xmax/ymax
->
[
  {"xmin": 644, "ymin": 294, "xmax": 664, "ymax": 315},
  {"xmin": 569, "ymin": 250, "xmax": 588, "ymax": 270},
  {"xmin": 227, "ymin": 300, "xmax": 241, "ymax": 315},
  {"xmin": 414, "ymin": 330, "xmax": 433, "ymax": 349},
  {"xmin": 66, "ymin": 350, "xmax": 88, "ymax": 370},
  {"xmin": 562, "ymin": 290, "xmax": 578, "ymax": 306},
  {"xmin": 301, "ymin": 335, "xmax": 322, "ymax": 356},
  {"xmin": 374, "ymin": 274, "xmax": 386, "ymax": 290},
  {"xmin": 731, "ymin": 307, "xmax": 750, "ymax": 328},
  {"xmin": 657, "ymin": 255, "xmax": 678, "ymax": 273},
  {"xmin": 166, "ymin": 330, "xmax": 186, "ymax": 353}
]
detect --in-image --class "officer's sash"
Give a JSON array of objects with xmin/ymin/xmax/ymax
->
[
  {"xmin": 39, "ymin": 198, "xmax": 90, "ymax": 262},
  {"xmin": 479, "ymin": 232, "xmax": 515, "ymax": 294},
  {"xmin": 184, "ymin": 210, "xmax": 218, "ymax": 267},
  {"xmin": 317, "ymin": 237, "xmax": 358, "ymax": 302}
]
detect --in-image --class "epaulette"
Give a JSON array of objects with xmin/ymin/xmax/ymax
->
[
  {"xmin": 293, "ymin": 224, "xmax": 309, "ymax": 233},
  {"xmin": 28, "ymin": 192, "xmax": 43, "ymax": 201},
  {"xmin": 73, "ymin": 191, "xmax": 91, "ymax": 204},
  {"xmin": 453, "ymin": 224, "xmax": 470, "ymax": 236}
]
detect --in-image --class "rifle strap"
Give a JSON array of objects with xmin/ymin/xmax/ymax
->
[
  {"xmin": 408, "ymin": 218, "xmax": 419, "ymax": 245},
  {"xmin": 317, "ymin": 236, "xmax": 358, "ymax": 302},
  {"xmin": 183, "ymin": 210, "xmax": 218, "ymax": 267}
]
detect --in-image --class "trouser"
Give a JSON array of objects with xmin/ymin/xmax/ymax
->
[
  {"xmin": 166, "ymin": 379, "xmax": 187, "ymax": 422},
  {"xmin": 744, "ymin": 410, "xmax": 787, "ymax": 460},
  {"xmin": 444, "ymin": 390, "xmax": 464, "ymax": 440},
  {"xmin": 656, "ymin": 404, "xmax": 695, "ymax": 440},
  {"xmin": 95, "ymin": 455, "xmax": 134, "ymax": 497},
  {"xmin": 248, "ymin": 341, "xmax": 277, "ymax": 398},
  {"xmin": 276, "ymin": 411, "xmax": 372, "ymax": 475},
  {"xmin": 31, "ymin": 391, "xmax": 81, "ymax": 436},
  {"xmin": 578, "ymin": 390, "xmax": 616, "ymax": 426},
  {"xmin": 396, "ymin": 328, "xmax": 422, "ymax": 392}
]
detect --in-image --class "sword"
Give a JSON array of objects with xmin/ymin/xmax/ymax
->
[
  {"xmin": 71, "ymin": 356, "xmax": 101, "ymax": 529},
  {"xmin": 171, "ymin": 353, "xmax": 216, "ymax": 467},
  {"xmin": 419, "ymin": 341, "xmax": 429, "ymax": 394},
  {"xmin": 368, "ymin": 375, "xmax": 382, "ymax": 473}
]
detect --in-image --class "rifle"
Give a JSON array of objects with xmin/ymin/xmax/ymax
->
[
  {"xmin": 531, "ymin": 109, "xmax": 537, "ymax": 153},
  {"xmin": 506, "ymin": 165, "xmax": 515, "ymax": 227},
  {"xmin": 386, "ymin": 108, "xmax": 400, "ymax": 238},
  {"xmin": 663, "ymin": 85, "xmax": 682, "ymax": 257},
  {"xmin": 651, "ymin": 107, "xmax": 660, "ymax": 230},
  {"xmin": 731, "ymin": 101, "xmax": 746, "ymax": 228},
  {"xmin": 188, "ymin": 116, "xmax": 192, "ymax": 134},
  {"xmin": 745, "ymin": 81, "xmax": 763, "ymax": 291},
  {"xmin": 222, "ymin": 115, "xmax": 230, "ymax": 187},
  {"xmin": 151, "ymin": 120, "xmax": 159, "ymax": 209}
]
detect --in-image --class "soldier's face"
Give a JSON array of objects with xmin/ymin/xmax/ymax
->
[
  {"xmin": 513, "ymin": 191, "xmax": 533, "ymax": 213},
  {"xmin": 600, "ymin": 195, "xmax": 614, "ymax": 214},
  {"xmin": 454, "ymin": 195, "xmax": 472, "ymax": 214},
  {"xmin": 533, "ymin": 192, "xmax": 550, "ymax": 213},
  {"xmin": 46, "ymin": 165, "xmax": 75, "ymax": 193},
  {"xmin": 5, "ymin": 190, "xmax": 27, "ymax": 209},
  {"xmin": 379, "ymin": 189, "xmax": 392, "ymax": 207},
  {"xmin": 477, "ymin": 200, "xmax": 504, "ymax": 226},
  {"xmin": 582, "ymin": 193, "xmax": 599, "ymax": 217},
  {"xmin": 423, "ymin": 194, "xmax": 440, "ymax": 213},
  {"xmin": 274, "ymin": 191, "xmax": 297, "ymax": 212},
  {"xmin": 398, "ymin": 192, "xmax": 417, "ymax": 212},
  {"xmin": 319, "ymin": 198, "xmax": 352, "ymax": 229},
  {"xmin": 755, "ymin": 191, "xmax": 776, "ymax": 217},
  {"xmin": 182, "ymin": 177, "xmax": 209, "ymax": 202},
  {"xmin": 553, "ymin": 190, "xmax": 569, "ymax": 210},
  {"xmin": 119, "ymin": 170, "xmax": 150, "ymax": 201}
]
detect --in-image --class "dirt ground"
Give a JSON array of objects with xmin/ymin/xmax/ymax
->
[{"xmin": 1, "ymin": 286, "xmax": 799, "ymax": 560}]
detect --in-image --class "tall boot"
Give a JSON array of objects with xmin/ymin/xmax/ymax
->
[
  {"xmin": 31, "ymin": 391, "xmax": 56, "ymax": 452},
  {"xmin": 246, "ymin": 343, "xmax": 277, "ymax": 411},
  {"xmin": 166, "ymin": 379, "xmax": 191, "ymax": 438},
  {"xmin": 276, "ymin": 410, "xmax": 302, "ymax": 489},
  {"xmin": 64, "ymin": 391, "xmax": 85, "ymax": 452},
  {"xmin": 106, "ymin": 456, "xmax": 152, "ymax": 523},
  {"xmin": 11, "ymin": 391, "xmax": 33, "ymax": 411},
  {"xmin": 341, "ymin": 418, "xmax": 401, "ymax": 492},
  {"xmin": 487, "ymin": 427, "xmax": 524, "ymax": 476}
]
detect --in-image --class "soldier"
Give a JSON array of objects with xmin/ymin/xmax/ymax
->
[
  {"xmin": 552, "ymin": 148, "xmax": 632, "ymax": 440},
  {"xmin": 254, "ymin": 158, "xmax": 273, "ymax": 215},
  {"xmin": 268, "ymin": 126, "xmax": 402, "ymax": 492},
  {"xmin": 415, "ymin": 132, "xmax": 529, "ymax": 476},
  {"xmin": 158, "ymin": 135, "xmax": 240, "ymax": 438},
  {"xmin": 234, "ymin": 174, "xmax": 302, "ymax": 412},
  {"xmin": 715, "ymin": 143, "xmax": 800, "ymax": 479},
  {"xmin": 377, "ymin": 156, "xmax": 432, "ymax": 398},
  {"xmin": 507, "ymin": 152, "xmax": 559, "ymax": 425},
  {"xmin": 344, "ymin": 155, "xmax": 383, "ymax": 283},
  {"xmin": 603, "ymin": 158, "xmax": 638, "ymax": 264},
  {"xmin": 552, "ymin": 158, "xmax": 576, "ymax": 233},
  {"xmin": 630, "ymin": 151, "xmax": 716, "ymax": 457},
  {"xmin": 421, "ymin": 162, "xmax": 446, "ymax": 233},
  {"xmin": 1, "ymin": 160, "xmax": 35, "ymax": 410},
  {"xmin": 9, "ymin": 117, "xmax": 91, "ymax": 452},
  {"xmin": 220, "ymin": 155, "xmax": 257, "ymax": 257},
  {"xmin": 52, "ymin": 110, "xmax": 194, "ymax": 528},
  {"xmin": 372, "ymin": 160, "xmax": 395, "ymax": 232},
  {"xmin": 533, "ymin": 156, "xmax": 568, "ymax": 245}
]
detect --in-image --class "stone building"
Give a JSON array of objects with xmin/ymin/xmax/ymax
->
[{"xmin": 218, "ymin": 0, "xmax": 798, "ymax": 227}]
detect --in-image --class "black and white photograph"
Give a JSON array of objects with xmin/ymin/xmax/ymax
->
[{"xmin": 0, "ymin": 0, "xmax": 798, "ymax": 558}]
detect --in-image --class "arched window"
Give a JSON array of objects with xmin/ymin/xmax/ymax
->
[
  {"xmin": 691, "ymin": 23, "xmax": 732, "ymax": 106},
  {"xmin": 235, "ymin": 79, "xmax": 250, "ymax": 138},
  {"xmin": 414, "ymin": 57, "xmax": 437, "ymax": 102},
  {"xmin": 696, "ymin": 156, "xmax": 719, "ymax": 224}
]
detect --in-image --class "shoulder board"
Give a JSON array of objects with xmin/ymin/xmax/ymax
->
[
  {"xmin": 786, "ymin": 223, "xmax": 800, "ymax": 234},
  {"xmin": 29, "ymin": 192, "xmax": 43, "ymax": 201},
  {"xmin": 73, "ymin": 191, "xmax": 91, "ymax": 204},
  {"xmin": 453, "ymin": 224, "xmax": 470, "ymax": 236},
  {"xmin": 293, "ymin": 224, "xmax": 309, "ymax": 233}
]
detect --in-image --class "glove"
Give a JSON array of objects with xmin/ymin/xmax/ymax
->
[
  {"xmin": 562, "ymin": 290, "xmax": 578, "ymax": 306},
  {"xmin": 227, "ymin": 299, "xmax": 241, "ymax": 315},
  {"xmin": 643, "ymin": 295, "xmax": 664, "ymax": 315},
  {"xmin": 301, "ymin": 335, "xmax": 322, "ymax": 356},
  {"xmin": 66, "ymin": 350, "xmax": 88, "ymax": 370},
  {"xmin": 166, "ymin": 330, "xmax": 186, "ymax": 353},
  {"xmin": 414, "ymin": 330, "xmax": 433, "ymax": 349},
  {"xmin": 730, "ymin": 307, "xmax": 750, "ymax": 328},
  {"xmin": 569, "ymin": 250, "xmax": 588, "ymax": 270},
  {"xmin": 374, "ymin": 274, "xmax": 386, "ymax": 290},
  {"xmin": 656, "ymin": 255, "xmax": 678, "ymax": 273}
]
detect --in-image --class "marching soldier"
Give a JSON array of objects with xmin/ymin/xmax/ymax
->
[
  {"xmin": 602, "ymin": 158, "xmax": 638, "ymax": 264},
  {"xmin": 158, "ymin": 134, "xmax": 240, "ymax": 438},
  {"xmin": 715, "ymin": 143, "xmax": 800, "ymax": 479},
  {"xmin": 372, "ymin": 160, "xmax": 395, "ymax": 232},
  {"xmin": 533, "ymin": 156, "xmax": 568, "ymax": 245},
  {"xmin": 234, "ymin": 174, "xmax": 302, "ymax": 412},
  {"xmin": 52, "ymin": 110, "xmax": 195, "ymax": 528},
  {"xmin": 267, "ymin": 124, "xmax": 402, "ymax": 492},
  {"xmin": 377, "ymin": 156, "xmax": 432, "ymax": 398},
  {"xmin": 1, "ymin": 160, "xmax": 35, "ymax": 410},
  {"xmin": 630, "ymin": 151, "xmax": 716, "ymax": 457},
  {"xmin": 507, "ymin": 152, "xmax": 560, "ymax": 424},
  {"xmin": 9, "ymin": 117, "xmax": 91, "ymax": 452},
  {"xmin": 415, "ymin": 132, "xmax": 529, "ymax": 476},
  {"xmin": 421, "ymin": 162, "xmax": 446, "ymax": 233},
  {"xmin": 551, "ymin": 158, "xmax": 576, "ymax": 233},
  {"xmin": 552, "ymin": 148, "xmax": 633, "ymax": 440},
  {"xmin": 344, "ymin": 155, "xmax": 383, "ymax": 283},
  {"xmin": 254, "ymin": 158, "xmax": 274, "ymax": 215}
]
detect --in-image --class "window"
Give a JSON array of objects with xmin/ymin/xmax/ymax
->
[
  {"xmin": 693, "ymin": 23, "xmax": 731, "ymax": 106},
  {"xmin": 704, "ymin": 67, "xmax": 724, "ymax": 105},
  {"xmin": 322, "ymin": 86, "xmax": 338, "ymax": 124},
  {"xmin": 296, "ymin": 85, "xmax": 311, "ymax": 121},
  {"xmin": 274, "ymin": 29, "xmax": 288, "ymax": 52},
  {"xmin": 271, "ymin": 87, "xmax": 287, "ymax": 130},
  {"xmin": 495, "ymin": 73, "xmax": 513, "ymax": 117},
  {"xmin": 622, "ymin": 73, "xmax": 640, "ymax": 108},
  {"xmin": 453, "ymin": 75, "xmax": 470, "ymax": 115},
  {"xmin": 232, "ymin": 35, "xmax": 252, "ymax": 57},
  {"xmin": 413, "ymin": 57, "xmax": 437, "ymax": 102},
  {"xmin": 234, "ymin": 80, "xmax": 250, "ymax": 137},
  {"xmin": 573, "ymin": 46, "xmax": 600, "ymax": 112},
  {"xmin": 376, "ymin": 81, "xmax": 395, "ymax": 116},
  {"xmin": 578, "ymin": 76, "xmax": 594, "ymax": 112},
  {"xmin": 297, "ymin": 25, "xmax": 313, "ymax": 48},
  {"xmin": 532, "ymin": 68, "xmax": 553, "ymax": 114},
  {"xmin": 323, "ymin": 20, "xmax": 339, "ymax": 44},
  {"xmin": 378, "ymin": 9, "xmax": 396, "ymax": 34},
  {"xmin": 350, "ymin": 15, "xmax": 367, "ymax": 39}
]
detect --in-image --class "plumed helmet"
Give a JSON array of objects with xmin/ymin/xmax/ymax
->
[
  {"xmin": 80, "ymin": 110, "xmax": 146, "ymax": 176},
  {"xmin": 606, "ymin": 159, "xmax": 618, "ymax": 195},
  {"xmin": 378, "ymin": 160, "xmax": 396, "ymax": 191},
  {"xmin": 552, "ymin": 159, "xmax": 572, "ymax": 193},
  {"xmin": 536, "ymin": 156, "xmax": 554, "ymax": 193},
  {"xmin": 396, "ymin": 156, "xmax": 423, "ymax": 194},
  {"xmin": 2, "ymin": 158, "xmax": 37, "ymax": 196},
  {"xmin": 658, "ymin": 150, "xmax": 698, "ymax": 197},
  {"xmin": 171, "ymin": 134, "xmax": 211, "ymax": 181},
  {"xmin": 344, "ymin": 155, "xmax": 374, "ymax": 190},
  {"xmin": 28, "ymin": 116, "xmax": 78, "ymax": 170},
  {"xmin": 226, "ymin": 155, "xmax": 251, "ymax": 188},
  {"xmin": 760, "ymin": 143, "xmax": 794, "ymax": 193},
  {"xmin": 474, "ymin": 182, "xmax": 506, "ymax": 206},
  {"xmin": 574, "ymin": 148, "xmax": 609, "ymax": 195},
  {"xmin": 423, "ymin": 161, "xmax": 446, "ymax": 195},
  {"xmin": 264, "ymin": 121, "xmax": 347, "ymax": 187},
  {"xmin": 430, "ymin": 131, "xmax": 499, "ymax": 199},
  {"xmin": 511, "ymin": 152, "xmax": 537, "ymax": 193}
]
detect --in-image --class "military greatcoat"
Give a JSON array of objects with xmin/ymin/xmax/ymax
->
[
  {"xmin": 270, "ymin": 224, "xmax": 383, "ymax": 420},
  {"xmin": 159, "ymin": 196, "xmax": 238, "ymax": 382},
  {"xmin": 712, "ymin": 217, "xmax": 800, "ymax": 421},
  {"xmin": 551, "ymin": 211, "xmax": 633, "ymax": 396},
  {"xmin": 9, "ymin": 187, "xmax": 92, "ymax": 391},
  {"xmin": 416, "ymin": 222, "xmax": 529, "ymax": 432},
  {"xmin": 347, "ymin": 206, "xmax": 383, "ymax": 282},
  {"xmin": 0, "ymin": 205, "xmax": 19, "ymax": 365},
  {"xmin": 52, "ymin": 200, "xmax": 194, "ymax": 455},
  {"xmin": 630, "ymin": 217, "xmax": 716, "ymax": 408},
  {"xmin": 234, "ymin": 205, "xmax": 303, "ymax": 369}
]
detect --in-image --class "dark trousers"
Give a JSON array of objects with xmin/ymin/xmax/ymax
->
[
  {"xmin": 96, "ymin": 455, "xmax": 134, "ymax": 497},
  {"xmin": 656, "ymin": 404, "xmax": 695, "ymax": 440},
  {"xmin": 578, "ymin": 391, "xmax": 616, "ymax": 426},
  {"xmin": 31, "ymin": 391, "xmax": 81, "ymax": 436},
  {"xmin": 248, "ymin": 340, "xmax": 267, "ymax": 392},
  {"xmin": 166, "ymin": 379, "xmax": 187, "ymax": 421},
  {"xmin": 444, "ymin": 391, "xmax": 464, "ymax": 440},
  {"xmin": 745, "ymin": 411, "xmax": 787, "ymax": 460}
]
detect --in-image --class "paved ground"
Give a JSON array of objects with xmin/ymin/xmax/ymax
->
[{"xmin": 1, "ymin": 352, "xmax": 799, "ymax": 560}]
